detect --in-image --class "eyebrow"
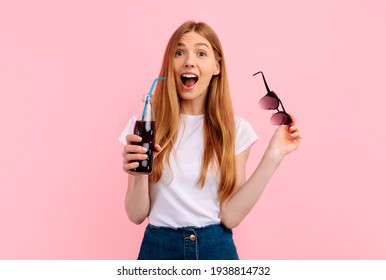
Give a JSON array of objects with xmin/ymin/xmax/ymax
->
[{"xmin": 177, "ymin": 42, "xmax": 210, "ymax": 49}]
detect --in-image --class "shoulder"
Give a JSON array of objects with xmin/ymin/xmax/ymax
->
[
  {"xmin": 234, "ymin": 115, "xmax": 255, "ymax": 133},
  {"xmin": 234, "ymin": 115, "xmax": 259, "ymax": 155}
]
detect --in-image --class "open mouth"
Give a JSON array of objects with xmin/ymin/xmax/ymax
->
[{"xmin": 180, "ymin": 74, "xmax": 198, "ymax": 88}]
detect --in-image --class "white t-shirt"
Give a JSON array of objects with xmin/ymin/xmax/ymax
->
[{"xmin": 119, "ymin": 114, "xmax": 258, "ymax": 228}]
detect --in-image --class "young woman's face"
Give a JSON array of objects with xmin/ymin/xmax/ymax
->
[{"xmin": 173, "ymin": 31, "xmax": 220, "ymax": 112}]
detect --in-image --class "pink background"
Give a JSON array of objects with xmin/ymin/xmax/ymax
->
[{"xmin": 1, "ymin": 0, "xmax": 385, "ymax": 259}]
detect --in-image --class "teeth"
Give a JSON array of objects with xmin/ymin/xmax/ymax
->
[{"xmin": 182, "ymin": 74, "xmax": 198, "ymax": 78}]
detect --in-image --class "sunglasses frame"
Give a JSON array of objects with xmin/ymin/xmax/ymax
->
[{"xmin": 253, "ymin": 71, "xmax": 292, "ymax": 125}]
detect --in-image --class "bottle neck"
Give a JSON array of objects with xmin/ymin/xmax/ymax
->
[{"xmin": 142, "ymin": 100, "xmax": 153, "ymax": 121}]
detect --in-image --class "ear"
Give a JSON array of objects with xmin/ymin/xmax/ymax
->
[{"xmin": 214, "ymin": 62, "xmax": 220, "ymax": 76}]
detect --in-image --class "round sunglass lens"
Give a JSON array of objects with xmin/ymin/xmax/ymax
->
[
  {"xmin": 270, "ymin": 112, "xmax": 292, "ymax": 125},
  {"xmin": 258, "ymin": 96, "xmax": 279, "ymax": 110}
]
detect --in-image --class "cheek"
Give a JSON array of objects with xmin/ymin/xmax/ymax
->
[
  {"xmin": 172, "ymin": 64, "xmax": 178, "ymax": 73},
  {"xmin": 172, "ymin": 59, "xmax": 179, "ymax": 72},
  {"xmin": 174, "ymin": 74, "xmax": 181, "ymax": 88},
  {"xmin": 202, "ymin": 65, "xmax": 216, "ymax": 80},
  {"xmin": 198, "ymin": 75, "xmax": 213, "ymax": 89}
]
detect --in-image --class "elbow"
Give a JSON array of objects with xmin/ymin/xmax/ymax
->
[
  {"xmin": 127, "ymin": 211, "xmax": 147, "ymax": 225},
  {"xmin": 129, "ymin": 215, "xmax": 146, "ymax": 225},
  {"xmin": 125, "ymin": 205, "xmax": 147, "ymax": 225},
  {"xmin": 220, "ymin": 212, "xmax": 242, "ymax": 229},
  {"xmin": 221, "ymin": 219, "xmax": 241, "ymax": 230}
]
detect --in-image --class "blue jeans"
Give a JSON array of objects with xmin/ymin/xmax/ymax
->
[{"xmin": 137, "ymin": 223, "xmax": 239, "ymax": 260}]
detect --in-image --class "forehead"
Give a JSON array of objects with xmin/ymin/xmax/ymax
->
[{"xmin": 178, "ymin": 31, "xmax": 212, "ymax": 49}]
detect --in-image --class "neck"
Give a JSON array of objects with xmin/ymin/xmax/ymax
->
[
  {"xmin": 179, "ymin": 90, "xmax": 208, "ymax": 115},
  {"xmin": 179, "ymin": 100, "xmax": 206, "ymax": 115}
]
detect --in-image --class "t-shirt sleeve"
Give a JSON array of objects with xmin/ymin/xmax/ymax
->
[
  {"xmin": 235, "ymin": 116, "xmax": 259, "ymax": 155},
  {"xmin": 118, "ymin": 115, "xmax": 137, "ymax": 145}
]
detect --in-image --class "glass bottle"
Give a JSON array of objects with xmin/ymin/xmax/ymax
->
[{"xmin": 131, "ymin": 95, "xmax": 156, "ymax": 174}]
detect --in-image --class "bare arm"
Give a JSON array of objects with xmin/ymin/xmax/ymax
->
[
  {"xmin": 125, "ymin": 174, "xmax": 150, "ymax": 225},
  {"xmin": 220, "ymin": 121, "xmax": 301, "ymax": 229},
  {"xmin": 122, "ymin": 134, "xmax": 162, "ymax": 225}
]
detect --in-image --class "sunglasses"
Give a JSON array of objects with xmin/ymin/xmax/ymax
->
[{"xmin": 253, "ymin": 71, "xmax": 293, "ymax": 125}]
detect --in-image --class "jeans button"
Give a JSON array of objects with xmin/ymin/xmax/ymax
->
[{"xmin": 189, "ymin": 234, "xmax": 196, "ymax": 241}]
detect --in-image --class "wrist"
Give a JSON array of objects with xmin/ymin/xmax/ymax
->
[
  {"xmin": 129, "ymin": 170, "xmax": 150, "ymax": 177},
  {"xmin": 264, "ymin": 145, "xmax": 285, "ymax": 163},
  {"xmin": 130, "ymin": 173, "xmax": 149, "ymax": 182}
]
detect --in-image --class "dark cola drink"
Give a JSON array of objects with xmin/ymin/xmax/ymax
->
[
  {"xmin": 130, "ymin": 77, "xmax": 165, "ymax": 174},
  {"xmin": 131, "ymin": 120, "xmax": 156, "ymax": 174}
]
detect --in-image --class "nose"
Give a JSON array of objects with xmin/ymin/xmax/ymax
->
[{"xmin": 184, "ymin": 52, "xmax": 195, "ymax": 68}]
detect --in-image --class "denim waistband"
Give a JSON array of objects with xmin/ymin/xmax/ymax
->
[{"xmin": 147, "ymin": 223, "xmax": 227, "ymax": 231}]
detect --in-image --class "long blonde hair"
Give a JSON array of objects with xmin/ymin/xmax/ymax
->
[{"xmin": 151, "ymin": 21, "xmax": 236, "ymax": 202}]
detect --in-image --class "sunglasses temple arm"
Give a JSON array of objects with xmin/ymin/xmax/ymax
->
[{"xmin": 253, "ymin": 71, "xmax": 271, "ymax": 93}]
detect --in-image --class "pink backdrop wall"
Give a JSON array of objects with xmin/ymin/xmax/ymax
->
[{"xmin": 1, "ymin": 0, "xmax": 385, "ymax": 259}]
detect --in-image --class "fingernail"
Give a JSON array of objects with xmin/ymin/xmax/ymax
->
[{"xmin": 142, "ymin": 147, "xmax": 148, "ymax": 152}]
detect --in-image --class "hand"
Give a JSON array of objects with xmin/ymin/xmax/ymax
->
[
  {"xmin": 267, "ymin": 115, "xmax": 302, "ymax": 158},
  {"xmin": 122, "ymin": 134, "xmax": 162, "ymax": 174}
]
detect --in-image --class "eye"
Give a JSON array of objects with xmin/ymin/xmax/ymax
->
[
  {"xmin": 197, "ymin": 51, "xmax": 206, "ymax": 57},
  {"xmin": 175, "ymin": 50, "xmax": 184, "ymax": 57}
]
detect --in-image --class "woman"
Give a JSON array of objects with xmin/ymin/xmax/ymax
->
[{"xmin": 119, "ymin": 21, "xmax": 301, "ymax": 260}]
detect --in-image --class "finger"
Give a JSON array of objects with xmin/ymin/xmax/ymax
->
[
  {"xmin": 154, "ymin": 144, "xmax": 162, "ymax": 153},
  {"xmin": 289, "ymin": 114, "xmax": 296, "ymax": 126},
  {"xmin": 290, "ymin": 132, "xmax": 302, "ymax": 144},
  {"xmin": 123, "ymin": 144, "xmax": 148, "ymax": 154},
  {"xmin": 290, "ymin": 131, "xmax": 301, "ymax": 138},
  {"xmin": 123, "ymin": 153, "xmax": 148, "ymax": 163},
  {"xmin": 125, "ymin": 134, "xmax": 142, "ymax": 144},
  {"xmin": 123, "ymin": 162, "xmax": 139, "ymax": 172},
  {"xmin": 288, "ymin": 125, "xmax": 299, "ymax": 133}
]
